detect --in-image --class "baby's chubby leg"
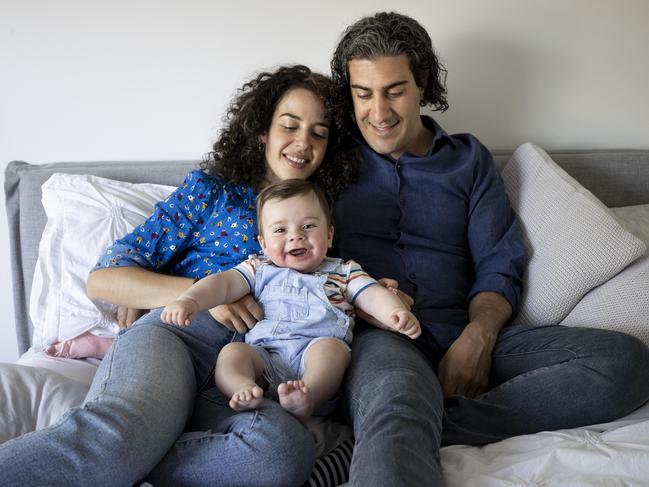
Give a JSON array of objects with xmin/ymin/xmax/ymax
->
[
  {"xmin": 214, "ymin": 342, "xmax": 265, "ymax": 412},
  {"xmin": 279, "ymin": 338, "xmax": 350, "ymax": 423}
]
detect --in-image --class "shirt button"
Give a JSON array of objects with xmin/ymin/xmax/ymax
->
[
  {"xmin": 409, "ymin": 273, "xmax": 417, "ymax": 280},
  {"xmin": 396, "ymin": 163, "xmax": 401, "ymax": 170},
  {"xmin": 397, "ymin": 243, "xmax": 405, "ymax": 249},
  {"xmin": 399, "ymin": 199, "xmax": 405, "ymax": 206},
  {"xmin": 337, "ymin": 318, "xmax": 345, "ymax": 326}
]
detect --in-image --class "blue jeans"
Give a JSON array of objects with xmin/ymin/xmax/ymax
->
[
  {"xmin": 343, "ymin": 324, "xmax": 649, "ymax": 486},
  {"xmin": 0, "ymin": 310, "xmax": 316, "ymax": 486}
]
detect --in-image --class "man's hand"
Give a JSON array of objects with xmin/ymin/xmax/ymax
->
[
  {"xmin": 209, "ymin": 294, "xmax": 264, "ymax": 333},
  {"xmin": 438, "ymin": 291, "xmax": 511, "ymax": 398},
  {"xmin": 437, "ymin": 322, "xmax": 494, "ymax": 397},
  {"xmin": 116, "ymin": 306, "xmax": 145, "ymax": 329}
]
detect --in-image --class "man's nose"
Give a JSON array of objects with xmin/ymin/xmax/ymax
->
[{"xmin": 371, "ymin": 95, "xmax": 391, "ymax": 122}]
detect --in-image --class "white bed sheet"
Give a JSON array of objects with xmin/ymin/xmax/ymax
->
[{"xmin": 4, "ymin": 352, "xmax": 649, "ymax": 485}]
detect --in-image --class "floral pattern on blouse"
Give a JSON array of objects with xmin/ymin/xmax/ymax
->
[{"xmin": 94, "ymin": 170, "xmax": 261, "ymax": 279}]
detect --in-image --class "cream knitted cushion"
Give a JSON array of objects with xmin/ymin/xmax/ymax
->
[
  {"xmin": 501, "ymin": 143, "xmax": 646, "ymax": 326},
  {"xmin": 560, "ymin": 204, "xmax": 649, "ymax": 345}
]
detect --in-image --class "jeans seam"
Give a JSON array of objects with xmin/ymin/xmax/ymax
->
[
  {"xmin": 172, "ymin": 409, "xmax": 260, "ymax": 448},
  {"xmin": 483, "ymin": 348, "xmax": 579, "ymax": 401},
  {"xmin": 492, "ymin": 347, "xmax": 579, "ymax": 360}
]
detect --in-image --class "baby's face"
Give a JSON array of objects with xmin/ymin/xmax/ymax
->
[{"xmin": 257, "ymin": 192, "xmax": 333, "ymax": 273}]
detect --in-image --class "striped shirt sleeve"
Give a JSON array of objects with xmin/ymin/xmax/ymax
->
[
  {"xmin": 232, "ymin": 255, "xmax": 263, "ymax": 294},
  {"xmin": 342, "ymin": 259, "xmax": 377, "ymax": 303}
]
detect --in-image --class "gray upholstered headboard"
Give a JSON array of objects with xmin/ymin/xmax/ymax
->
[{"xmin": 5, "ymin": 151, "xmax": 649, "ymax": 354}]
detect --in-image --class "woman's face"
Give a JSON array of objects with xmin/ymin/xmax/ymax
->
[{"xmin": 261, "ymin": 88, "xmax": 329, "ymax": 186}]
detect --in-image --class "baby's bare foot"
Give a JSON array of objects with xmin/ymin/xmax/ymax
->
[
  {"xmin": 278, "ymin": 380, "xmax": 313, "ymax": 423},
  {"xmin": 229, "ymin": 385, "xmax": 264, "ymax": 411}
]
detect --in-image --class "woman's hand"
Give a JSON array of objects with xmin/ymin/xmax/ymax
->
[
  {"xmin": 209, "ymin": 294, "xmax": 264, "ymax": 334},
  {"xmin": 116, "ymin": 306, "xmax": 145, "ymax": 329}
]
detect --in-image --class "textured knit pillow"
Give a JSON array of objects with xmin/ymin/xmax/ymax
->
[
  {"xmin": 501, "ymin": 143, "xmax": 646, "ymax": 326},
  {"xmin": 29, "ymin": 173, "xmax": 174, "ymax": 350},
  {"xmin": 560, "ymin": 204, "xmax": 649, "ymax": 345}
]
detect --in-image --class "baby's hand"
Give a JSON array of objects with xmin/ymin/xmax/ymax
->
[
  {"xmin": 390, "ymin": 309, "xmax": 422, "ymax": 339},
  {"xmin": 161, "ymin": 298, "xmax": 199, "ymax": 327}
]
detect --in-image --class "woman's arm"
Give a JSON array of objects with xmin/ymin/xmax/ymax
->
[{"xmin": 87, "ymin": 266, "xmax": 196, "ymax": 310}]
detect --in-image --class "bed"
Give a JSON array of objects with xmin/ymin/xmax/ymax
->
[{"xmin": 3, "ymin": 143, "xmax": 649, "ymax": 485}]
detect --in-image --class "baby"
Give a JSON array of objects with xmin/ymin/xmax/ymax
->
[{"xmin": 162, "ymin": 179, "xmax": 421, "ymax": 422}]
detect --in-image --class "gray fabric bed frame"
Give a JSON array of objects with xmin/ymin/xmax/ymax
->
[{"xmin": 5, "ymin": 151, "xmax": 649, "ymax": 354}]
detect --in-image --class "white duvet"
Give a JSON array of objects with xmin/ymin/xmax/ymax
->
[
  {"xmin": 442, "ymin": 414, "xmax": 649, "ymax": 486},
  {"xmin": 3, "ymin": 351, "xmax": 649, "ymax": 485}
]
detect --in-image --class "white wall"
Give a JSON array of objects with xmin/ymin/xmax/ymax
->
[{"xmin": 1, "ymin": 0, "xmax": 648, "ymax": 362}]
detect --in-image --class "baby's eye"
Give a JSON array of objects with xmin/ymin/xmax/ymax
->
[
  {"xmin": 303, "ymin": 223, "xmax": 316, "ymax": 230},
  {"xmin": 273, "ymin": 227, "xmax": 285, "ymax": 234}
]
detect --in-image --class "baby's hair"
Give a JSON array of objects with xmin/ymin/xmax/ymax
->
[{"xmin": 256, "ymin": 179, "xmax": 332, "ymax": 234}]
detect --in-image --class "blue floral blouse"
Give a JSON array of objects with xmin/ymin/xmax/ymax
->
[{"xmin": 93, "ymin": 170, "xmax": 261, "ymax": 278}]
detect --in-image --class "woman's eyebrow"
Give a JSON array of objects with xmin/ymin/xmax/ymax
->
[{"xmin": 279, "ymin": 112, "xmax": 329, "ymax": 128}]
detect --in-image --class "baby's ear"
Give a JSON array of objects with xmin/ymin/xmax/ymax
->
[
  {"xmin": 328, "ymin": 225, "xmax": 334, "ymax": 248},
  {"xmin": 257, "ymin": 234, "xmax": 267, "ymax": 252}
]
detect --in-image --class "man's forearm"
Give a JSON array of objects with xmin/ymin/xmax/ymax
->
[{"xmin": 466, "ymin": 291, "xmax": 513, "ymax": 343}]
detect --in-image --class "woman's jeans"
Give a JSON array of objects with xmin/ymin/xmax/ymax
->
[
  {"xmin": 343, "ymin": 324, "xmax": 649, "ymax": 487},
  {"xmin": 0, "ymin": 309, "xmax": 316, "ymax": 487}
]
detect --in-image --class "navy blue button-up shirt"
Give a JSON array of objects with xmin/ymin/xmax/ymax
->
[{"xmin": 333, "ymin": 116, "xmax": 527, "ymax": 347}]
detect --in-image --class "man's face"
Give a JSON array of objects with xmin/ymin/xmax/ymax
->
[{"xmin": 348, "ymin": 55, "xmax": 428, "ymax": 159}]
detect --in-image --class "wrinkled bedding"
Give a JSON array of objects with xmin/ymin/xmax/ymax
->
[
  {"xmin": 4, "ymin": 351, "xmax": 649, "ymax": 486},
  {"xmin": 441, "ymin": 403, "xmax": 649, "ymax": 486}
]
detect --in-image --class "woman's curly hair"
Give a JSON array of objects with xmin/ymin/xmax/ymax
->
[
  {"xmin": 201, "ymin": 65, "xmax": 361, "ymax": 203},
  {"xmin": 330, "ymin": 12, "xmax": 448, "ymax": 137}
]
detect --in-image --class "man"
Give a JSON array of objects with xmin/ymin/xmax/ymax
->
[{"xmin": 330, "ymin": 11, "xmax": 649, "ymax": 486}]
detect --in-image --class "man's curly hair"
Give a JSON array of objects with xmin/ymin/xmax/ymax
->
[
  {"xmin": 201, "ymin": 65, "xmax": 361, "ymax": 202},
  {"xmin": 330, "ymin": 12, "xmax": 448, "ymax": 137}
]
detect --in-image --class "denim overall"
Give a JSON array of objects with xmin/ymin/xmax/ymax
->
[{"xmin": 245, "ymin": 260, "xmax": 353, "ymax": 392}]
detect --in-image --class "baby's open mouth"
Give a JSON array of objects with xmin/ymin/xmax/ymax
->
[{"xmin": 288, "ymin": 248, "xmax": 307, "ymax": 257}]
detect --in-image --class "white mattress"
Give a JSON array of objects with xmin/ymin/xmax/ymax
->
[{"xmin": 3, "ymin": 352, "xmax": 649, "ymax": 485}]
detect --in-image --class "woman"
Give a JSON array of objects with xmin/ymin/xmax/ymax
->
[{"xmin": 0, "ymin": 65, "xmax": 360, "ymax": 486}]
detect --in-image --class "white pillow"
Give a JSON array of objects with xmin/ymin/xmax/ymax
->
[
  {"xmin": 0, "ymin": 362, "xmax": 89, "ymax": 443},
  {"xmin": 560, "ymin": 204, "xmax": 649, "ymax": 345},
  {"xmin": 30, "ymin": 173, "xmax": 174, "ymax": 350},
  {"xmin": 501, "ymin": 143, "xmax": 646, "ymax": 326}
]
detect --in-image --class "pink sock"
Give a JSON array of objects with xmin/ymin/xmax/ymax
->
[{"xmin": 45, "ymin": 332, "xmax": 114, "ymax": 359}]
